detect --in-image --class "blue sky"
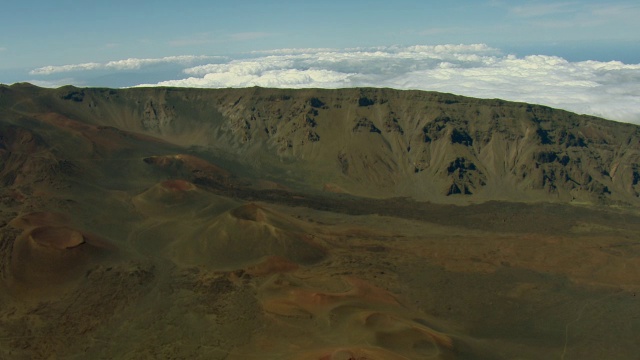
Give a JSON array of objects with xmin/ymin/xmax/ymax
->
[
  {"xmin": 1, "ymin": 1, "xmax": 640, "ymax": 123},
  {"xmin": 2, "ymin": 0, "xmax": 639, "ymax": 69}
]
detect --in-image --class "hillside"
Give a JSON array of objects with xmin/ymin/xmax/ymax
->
[
  {"xmin": 1, "ymin": 83, "xmax": 640, "ymax": 359},
  {"xmin": 2, "ymin": 83, "xmax": 639, "ymax": 206}
]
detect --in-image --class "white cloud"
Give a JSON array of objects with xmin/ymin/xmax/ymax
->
[
  {"xmin": 29, "ymin": 55, "xmax": 225, "ymax": 75},
  {"xmin": 506, "ymin": 2, "xmax": 640, "ymax": 30},
  {"xmin": 152, "ymin": 68, "xmax": 353, "ymax": 89},
  {"xmin": 589, "ymin": 3, "xmax": 640, "ymax": 17},
  {"xmin": 509, "ymin": 2, "xmax": 578, "ymax": 17},
  {"xmin": 104, "ymin": 55, "xmax": 219, "ymax": 71},
  {"xmin": 229, "ymin": 32, "xmax": 271, "ymax": 41},
  {"xmin": 183, "ymin": 58, "xmax": 296, "ymax": 77},
  {"xmin": 30, "ymin": 62, "xmax": 103, "ymax": 75},
  {"xmin": 251, "ymin": 48, "xmax": 340, "ymax": 55},
  {"xmin": 0, "ymin": 47, "xmax": 6, "ymax": 51},
  {"xmin": 169, "ymin": 32, "xmax": 273, "ymax": 47}
]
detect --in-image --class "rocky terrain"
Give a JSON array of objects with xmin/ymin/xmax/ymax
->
[{"xmin": 1, "ymin": 83, "xmax": 639, "ymax": 359}]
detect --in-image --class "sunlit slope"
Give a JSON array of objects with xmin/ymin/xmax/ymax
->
[{"xmin": 3, "ymin": 83, "xmax": 639, "ymax": 205}]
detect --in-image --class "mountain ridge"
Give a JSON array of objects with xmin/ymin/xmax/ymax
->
[{"xmin": 2, "ymin": 83, "xmax": 638, "ymax": 207}]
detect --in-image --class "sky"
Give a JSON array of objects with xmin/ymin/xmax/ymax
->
[{"xmin": 1, "ymin": 0, "xmax": 640, "ymax": 123}]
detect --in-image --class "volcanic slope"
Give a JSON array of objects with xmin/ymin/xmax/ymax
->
[
  {"xmin": 0, "ymin": 83, "xmax": 639, "ymax": 359},
  {"xmin": 3, "ymin": 83, "xmax": 640, "ymax": 205}
]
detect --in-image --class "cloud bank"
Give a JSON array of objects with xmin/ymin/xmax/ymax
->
[
  {"xmin": 29, "ymin": 55, "xmax": 225, "ymax": 75},
  {"xmin": 29, "ymin": 44, "xmax": 640, "ymax": 124}
]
